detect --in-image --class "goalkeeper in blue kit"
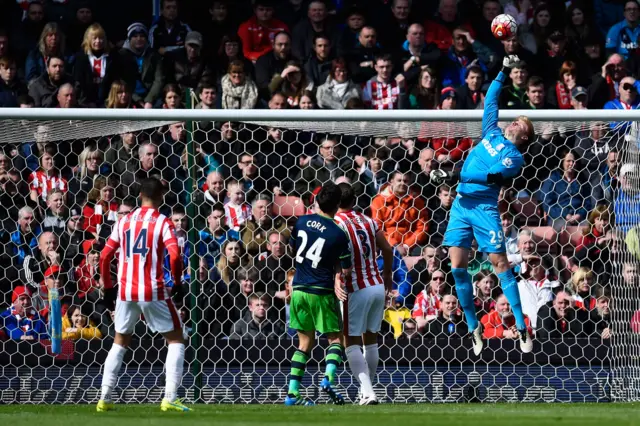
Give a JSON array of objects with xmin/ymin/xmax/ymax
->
[{"xmin": 430, "ymin": 55, "xmax": 534, "ymax": 355}]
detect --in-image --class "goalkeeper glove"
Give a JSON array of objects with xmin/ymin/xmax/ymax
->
[
  {"xmin": 502, "ymin": 55, "xmax": 520, "ymax": 71},
  {"xmin": 429, "ymin": 169, "xmax": 459, "ymax": 186}
]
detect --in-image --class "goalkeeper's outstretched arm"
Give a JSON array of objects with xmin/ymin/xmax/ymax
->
[{"xmin": 481, "ymin": 55, "xmax": 519, "ymax": 138}]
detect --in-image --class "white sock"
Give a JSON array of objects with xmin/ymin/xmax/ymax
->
[
  {"xmin": 345, "ymin": 345, "xmax": 375, "ymax": 398},
  {"xmin": 165, "ymin": 343, "xmax": 185, "ymax": 401},
  {"xmin": 364, "ymin": 344, "xmax": 379, "ymax": 385},
  {"xmin": 100, "ymin": 343, "xmax": 127, "ymax": 402}
]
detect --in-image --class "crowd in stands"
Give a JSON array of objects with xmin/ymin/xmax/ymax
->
[{"xmin": 0, "ymin": 0, "xmax": 639, "ymax": 346}]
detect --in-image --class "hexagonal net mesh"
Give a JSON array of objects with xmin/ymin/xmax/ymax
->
[{"xmin": 0, "ymin": 109, "xmax": 637, "ymax": 405}]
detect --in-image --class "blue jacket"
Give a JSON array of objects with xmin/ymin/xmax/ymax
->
[
  {"xmin": 8, "ymin": 228, "xmax": 40, "ymax": 267},
  {"xmin": 377, "ymin": 248, "xmax": 412, "ymax": 305},
  {"xmin": 457, "ymin": 71, "xmax": 524, "ymax": 202},
  {"xmin": 440, "ymin": 43, "xmax": 490, "ymax": 88},
  {"xmin": 0, "ymin": 307, "xmax": 49, "ymax": 340},
  {"xmin": 603, "ymin": 80, "xmax": 640, "ymax": 132},
  {"xmin": 163, "ymin": 240, "xmax": 191, "ymax": 288},
  {"xmin": 606, "ymin": 20, "xmax": 640, "ymax": 58},
  {"xmin": 197, "ymin": 229, "xmax": 239, "ymax": 269},
  {"xmin": 541, "ymin": 171, "xmax": 592, "ymax": 222},
  {"xmin": 615, "ymin": 189, "xmax": 640, "ymax": 235}
]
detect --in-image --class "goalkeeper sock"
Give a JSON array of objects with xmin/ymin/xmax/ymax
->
[
  {"xmin": 288, "ymin": 350, "xmax": 309, "ymax": 395},
  {"xmin": 363, "ymin": 344, "xmax": 379, "ymax": 385},
  {"xmin": 164, "ymin": 343, "xmax": 185, "ymax": 402},
  {"xmin": 100, "ymin": 343, "xmax": 127, "ymax": 402},
  {"xmin": 346, "ymin": 345, "xmax": 375, "ymax": 398},
  {"xmin": 497, "ymin": 270, "xmax": 527, "ymax": 331},
  {"xmin": 451, "ymin": 268, "xmax": 479, "ymax": 332},
  {"xmin": 324, "ymin": 343, "xmax": 343, "ymax": 383}
]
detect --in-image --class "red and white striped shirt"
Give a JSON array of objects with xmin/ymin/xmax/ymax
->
[
  {"xmin": 362, "ymin": 78, "xmax": 402, "ymax": 110},
  {"xmin": 335, "ymin": 210, "xmax": 383, "ymax": 293},
  {"xmin": 29, "ymin": 170, "xmax": 67, "ymax": 201},
  {"xmin": 225, "ymin": 202, "xmax": 252, "ymax": 231},
  {"xmin": 104, "ymin": 207, "xmax": 179, "ymax": 302}
]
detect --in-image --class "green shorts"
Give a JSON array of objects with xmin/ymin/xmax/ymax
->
[{"xmin": 289, "ymin": 290, "xmax": 342, "ymax": 334}]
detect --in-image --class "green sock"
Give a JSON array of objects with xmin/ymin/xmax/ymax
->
[
  {"xmin": 288, "ymin": 350, "xmax": 309, "ymax": 395},
  {"xmin": 324, "ymin": 343, "xmax": 343, "ymax": 383}
]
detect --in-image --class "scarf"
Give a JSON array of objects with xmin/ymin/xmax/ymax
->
[
  {"xmin": 88, "ymin": 52, "xmax": 108, "ymax": 83},
  {"xmin": 606, "ymin": 75, "xmax": 617, "ymax": 101},
  {"xmin": 555, "ymin": 82, "xmax": 572, "ymax": 109},
  {"xmin": 220, "ymin": 74, "xmax": 258, "ymax": 110},
  {"xmin": 10, "ymin": 305, "xmax": 38, "ymax": 331},
  {"xmin": 332, "ymin": 80, "xmax": 349, "ymax": 99}
]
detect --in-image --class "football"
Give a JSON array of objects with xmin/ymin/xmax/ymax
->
[{"xmin": 491, "ymin": 13, "xmax": 517, "ymax": 40}]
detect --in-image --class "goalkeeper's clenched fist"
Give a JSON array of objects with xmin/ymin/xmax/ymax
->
[
  {"xmin": 429, "ymin": 169, "xmax": 459, "ymax": 186},
  {"xmin": 502, "ymin": 55, "xmax": 520, "ymax": 69}
]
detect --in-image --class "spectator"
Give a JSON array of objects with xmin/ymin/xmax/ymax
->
[
  {"xmin": 0, "ymin": 57, "xmax": 27, "ymax": 107},
  {"xmin": 409, "ymin": 245, "xmax": 448, "ymax": 287},
  {"xmin": 268, "ymin": 59, "xmax": 314, "ymax": 107},
  {"xmin": 276, "ymin": 0, "xmax": 306, "ymax": 29},
  {"xmin": 4, "ymin": 206, "xmax": 39, "ymax": 269},
  {"xmin": 471, "ymin": 0, "xmax": 503, "ymax": 54},
  {"xmin": 541, "ymin": 149, "xmax": 592, "ymax": 228},
  {"xmin": 198, "ymin": 203, "xmax": 239, "ymax": 270},
  {"xmin": 214, "ymin": 34, "xmax": 254, "ymax": 81},
  {"xmin": 518, "ymin": 255, "xmax": 561, "ymax": 330},
  {"xmin": 594, "ymin": 147, "xmax": 620, "ymax": 206},
  {"xmin": 194, "ymin": 171, "xmax": 227, "ymax": 222},
  {"xmin": 255, "ymin": 32, "xmax": 294, "ymax": 99},
  {"xmin": 149, "ymin": 0, "xmax": 192, "ymax": 55},
  {"xmin": 346, "ymin": 25, "xmax": 381, "ymax": 84},
  {"xmin": 425, "ymin": 0, "xmax": 471, "ymax": 52},
  {"xmin": 72, "ymin": 247, "xmax": 102, "ymax": 307},
  {"xmin": 62, "ymin": 305, "xmax": 102, "ymax": 340},
  {"xmin": 29, "ymin": 144, "xmax": 67, "ymax": 206},
  {"xmin": 524, "ymin": 76, "xmax": 549, "ymax": 109},
  {"xmin": 220, "ymin": 60, "xmax": 259, "ymax": 110},
  {"xmin": 440, "ymin": 28, "xmax": 494, "ymax": 88},
  {"xmin": 583, "ymin": 285, "xmax": 611, "ymax": 338},
  {"xmin": 377, "ymin": 246, "xmax": 412, "ymax": 305},
  {"xmin": 115, "ymin": 23, "xmax": 165, "ymax": 109},
  {"xmin": 226, "ymin": 266, "xmax": 259, "ymax": 325},
  {"xmin": 65, "ymin": 1, "xmax": 95, "ymax": 53},
  {"xmin": 429, "ymin": 185, "xmax": 455, "ymax": 247},
  {"xmin": 474, "ymin": 270, "xmax": 499, "ymax": 320},
  {"xmin": 614, "ymin": 163, "xmax": 640, "ymax": 235},
  {"xmin": 481, "ymin": 294, "xmax": 532, "ymax": 339},
  {"xmin": 68, "ymin": 146, "xmax": 103, "ymax": 207},
  {"xmin": 195, "ymin": 79, "xmax": 217, "ymax": 110},
  {"xmin": 497, "ymin": 36, "xmax": 537, "ymax": 78},
  {"xmin": 574, "ymin": 205, "xmax": 613, "ymax": 277},
  {"xmin": 500, "ymin": 61, "xmax": 529, "ymax": 109},
  {"xmin": 536, "ymin": 290, "xmax": 582, "ymax": 339},
  {"xmin": 335, "ymin": 6, "xmax": 366, "ymax": 59},
  {"xmin": 105, "ymin": 80, "xmax": 137, "ymax": 109},
  {"xmin": 42, "ymin": 190, "xmax": 66, "ymax": 235},
  {"xmin": 304, "ymin": 34, "xmax": 333, "ymax": 86},
  {"xmin": 524, "ymin": 4, "xmax": 554, "ymax": 54},
  {"xmin": 604, "ymin": 76, "xmax": 640, "ymax": 131},
  {"xmin": 216, "ymin": 239, "xmax": 249, "ymax": 286},
  {"xmin": 238, "ymin": 0, "xmax": 289, "ymax": 63},
  {"xmin": 55, "ymin": 83, "xmax": 77, "ymax": 109},
  {"xmin": 437, "ymin": 87, "xmax": 457, "ymax": 110},
  {"xmin": 356, "ymin": 146, "xmax": 391, "ymax": 200},
  {"xmin": 455, "ymin": 66, "xmax": 484, "ymax": 110},
  {"xmin": 11, "ymin": 1, "xmax": 46, "ymax": 62},
  {"xmin": 21, "ymin": 231, "xmax": 68, "ymax": 296},
  {"xmin": 571, "ymin": 86, "xmax": 589, "ymax": 109},
  {"xmin": 400, "ymin": 25, "xmax": 440, "ymax": 89},
  {"xmin": 73, "ymin": 23, "xmax": 114, "ymax": 108},
  {"xmin": 81, "ymin": 176, "xmax": 118, "ymax": 238},
  {"xmin": 201, "ymin": 1, "xmax": 237, "ymax": 61},
  {"xmin": 412, "ymin": 269, "xmax": 447, "ymax": 332},
  {"xmin": 371, "ymin": 171, "xmax": 428, "ymax": 250},
  {"xmin": 231, "ymin": 153, "xmax": 268, "ymax": 203},
  {"xmin": 298, "ymin": 90, "xmax": 317, "ymax": 109},
  {"xmin": 292, "ymin": 0, "xmax": 338, "ymax": 62},
  {"xmin": 571, "ymin": 267, "xmax": 597, "ymax": 310},
  {"xmin": 268, "ymin": 91, "xmax": 288, "ymax": 109},
  {"xmin": 160, "ymin": 83, "xmax": 184, "ymax": 110},
  {"xmin": 384, "ymin": 295, "xmax": 412, "ymax": 338},
  {"xmin": 104, "ymin": 132, "xmax": 138, "ymax": 179},
  {"xmin": 25, "ymin": 22, "xmax": 69, "ymax": 83},
  {"xmin": 230, "ymin": 293, "xmax": 285, "ymax": 340},
  {"xmin": 0, "ymin": 286, "xmax": 48, "ymax": 341},
  {"xmin": 224, "ymin": 180, "xmax": 253, "ymax": 232},
  {"xmin": 165, "ymin": 32, "xmax": 214, "ymax": 91},
  {"xmin": 589, "ymin": 53, "xmax": 626, "ymax": 109},
  {"xmin": 409, "ymin": 67, "xmax": 439, "ymax": 109},
  {"xmin": 606, "ymin": 0, "xmax": 640, "ymax": 59},
  {"xmin": 425, "ymin": 294, "xmax": 468, "ymax": 338},
  {"xmin": 565, "ymin": 2, "xmax": 598, "ymax": 50},
  {"xmin": 362, "ymin": 54, "xmax": 407, "ymax": 110},
  {"xmin": 376, "ymin": 0, "xmax": 413, "ymax": 54},
  {"xmin": 548, "ymin": 61, "xmax": 579, "ymax": 109},
  {"xmin": 538, "ymin": 30, "xmax": 588, "ymax": 86},
  {"xmin": 119, "ymin": 142, "xmax": 171, "ymax": 199},
  {"xmin": 28, "ymin": 55, "xmax": 72, "ymax": 108},
  {"xmin": 240, "ymin": 194, "xmax": 289, "ymax": 257},
  {"xmin": 254, "ymin": 230, "xmax": 292, "ymax": 304},
  {"xmin": 316, "ymin": 58, "xmax": 361, "ymax": 109}
]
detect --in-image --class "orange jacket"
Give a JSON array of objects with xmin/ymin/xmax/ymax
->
[
  {"xmin": 237, "ymin": 16, "xmax": 289, "ymax": 62},
  {"xmin": 481, "ymin": 310, "xmax": 532, "ymax": 339},
  {"xmin": 370, "ymin": 184, "xmax": 428, "ymax": 248}
]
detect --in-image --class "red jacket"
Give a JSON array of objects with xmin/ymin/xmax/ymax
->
[
  {"xmin": 412, "ymin": 289, "xmax": 441, "ymax": 318},
  {"xmin": 370, "ymin": 184, "xmax": 429, "ymax": 248},
  {"xmin": 576, "ymin": 227, "xmax": 603, "ymax": 252},
  {"xmin": 481, "ymin": 310, "xmax": 532, "ymax": 338},
  {"xmin": 425, "ymin": 21, "xmax": 474, "ymax": 52},
  {"xmin": 74, "ymin": 259, "xmax": 99, "ymax": 299},
  {"xmin": 237, "ymin": 16, "xmax": 289, "ymax": 62},
  {"xmin": 430, "ymin": 137, "xmax": 473, "ymax": 162}
]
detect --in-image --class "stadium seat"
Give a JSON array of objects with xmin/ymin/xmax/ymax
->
[{"xmin": 272, "ymin": 196, "xmax": 306, "ymax": 217}]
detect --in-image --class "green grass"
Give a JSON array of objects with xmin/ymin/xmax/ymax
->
[{"xmin": 0, "ymin": 403, "xmax": 639, "ymax": 426}]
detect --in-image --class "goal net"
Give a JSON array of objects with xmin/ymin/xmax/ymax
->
[{"xmin": 0, "ymin": 108, "xmax": 637, "ymax": 404}]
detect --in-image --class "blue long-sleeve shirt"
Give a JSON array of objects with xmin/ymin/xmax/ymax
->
[
  {"xmin": 541, "ymin": 171, "xmax": 592, "ymax": 222},
  {"xmin": 615, "ymin": 189, "xmax": 640, "ymax": 235},
  {"xmin": 0, "ymin": 308, "xmax": 49, "ymax": 340},
  {"xmin": 456, "ymin": 71, "xmax": 525, "ymax": 203},
  {"xmin": 377, "ymin": 248, "xmax": 412, "ymax": 305}
]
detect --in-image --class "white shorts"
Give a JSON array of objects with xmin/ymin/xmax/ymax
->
[
  {"xmin": 344, "ymin": 285, "xmax": 386, "ymax": 336},
  {"xmin": 114, "ymin": 299, "xmax": 182, "ymax": 335}
]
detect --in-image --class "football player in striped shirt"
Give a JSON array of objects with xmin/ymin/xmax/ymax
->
[
  {"xmin": 96, "ymin": 178, "xmax": 190, "ymax": 413},
  {"xmin": 334, "ymin": 183, "xmax": 393, "ymax": 405}
]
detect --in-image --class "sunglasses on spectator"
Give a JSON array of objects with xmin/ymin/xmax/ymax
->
[
  {"xmin": 432, "ymin": 276, "xmax": 446, "ymax": 281},
  {"xmin": 623, "ymin": 83, "xmax": 637, "ymax": 92}
]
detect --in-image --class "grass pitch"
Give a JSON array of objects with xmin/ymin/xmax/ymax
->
[{"xmin": 0, "ymin": 403, "xmax": 637, "ymax": 426}]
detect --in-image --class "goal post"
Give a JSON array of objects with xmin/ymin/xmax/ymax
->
[{"xmin": 0, "ymin": 107, "xmax": 637, "ymax": 404}]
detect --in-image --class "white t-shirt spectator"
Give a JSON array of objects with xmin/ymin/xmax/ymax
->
[{"xmin": 518, "ymin": 278, "xmax": 560, "ymax": 330}]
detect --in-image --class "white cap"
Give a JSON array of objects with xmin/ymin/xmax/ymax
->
[{"xmin": 620, "ymin": 163, "xmax": 637, "ymax": 177}]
